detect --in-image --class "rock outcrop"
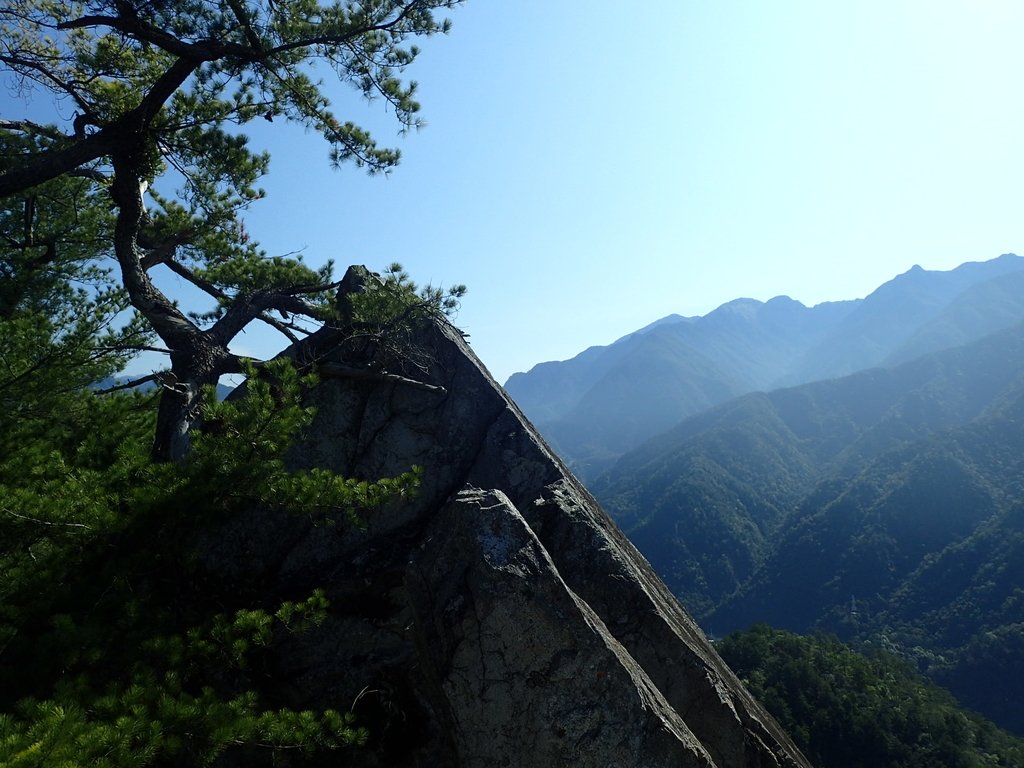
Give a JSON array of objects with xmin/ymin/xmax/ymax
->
[{"xmin": 207, "ymin": 267, "xmax": 813, "ymax": 767}]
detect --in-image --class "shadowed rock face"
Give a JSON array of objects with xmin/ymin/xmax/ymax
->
[{"xmin": 206, "ymin": 268, "xmax": 813, "ymax": 767}]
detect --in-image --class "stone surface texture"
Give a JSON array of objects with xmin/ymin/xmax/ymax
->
[{"xmin": 206, "ymin": 268, "xmax": 814, "ymax": 767}]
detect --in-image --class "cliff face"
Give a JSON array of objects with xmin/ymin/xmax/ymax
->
[{"xmin": 205, "ymin": 268, "xmax": 812, "ymax": 767}]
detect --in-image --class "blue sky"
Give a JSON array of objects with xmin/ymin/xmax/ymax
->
[
  {"xmin": 8, "ymin": 2, "xmax": 1024, "ymax": 384},
  {"xmin": 232, "ymin": 1, "xmax": 1024, "ymax": 383}
]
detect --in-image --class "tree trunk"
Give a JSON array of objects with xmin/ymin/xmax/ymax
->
[
  {"xmin": 152, "ymin": 377, "xmax": 201, "ymax": 463},
  {"xmin": 151, "ymin": 341, "xmax": 233, "ymax": 462}
]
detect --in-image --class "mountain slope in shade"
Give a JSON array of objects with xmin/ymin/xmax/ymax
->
[
  {"xmin": 507, "ymin": 254, "xmax": 1024, "ymax": 479},
  {"xmin": 594, "ymin": 321, "xmax": 1024, "ymax": 732},
  {"xmin": 712, "ymin": 383, "xmax": 1024, "ymax": 732},
  {"xmin": 593, "ymin": 321, "xmax": 1024, "ymax": 616}
]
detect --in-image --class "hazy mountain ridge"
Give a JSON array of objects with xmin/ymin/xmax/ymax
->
[
  {"xmin": 779, "ymin": 253, "xmax": 1024, "ymax": 385},
  {"xmin": 507, "ymin": 253, "xmax": 1024, "ymax": 479},
  {"xmin": 594, "ymin": 320, "xmax": 1024, "ymax": 732},
  {"xmin": 882, "ymin": 267, "xmax": 1024, "ymax": 367},
  {"xmin": 538, "ymin": 330, "xmax": 748, "ymax": 475},
  {"xmin": 593, "ymin": 322, "xmax": 1024, "ymax": 611}
]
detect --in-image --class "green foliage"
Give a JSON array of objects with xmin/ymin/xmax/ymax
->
[
  {"xmin": 0, "ymin": 354, "xmax": 419, "ymax": 766},
  {"xmin": 349, "ymin": 263, "xmax": 467, "ymax": 326},
  {"xmin": 717, "ymin": 625, "xmax": 1024, "ymax": 768},
  {"xmin": 2, "ymin": 0, "xmax": 460, "ymax": 186},
  {"xmin": 192, "ymin": 359, "xmax": 420, "ymax": 520},
  {"xmin": 3, "ymin": 1, "xmax": 468, "ymax": 459},
  {"xmin": 335, "ymin": 262, "xmax": 466, "ymax": 377},
  {"xmin": 1, "ymin": 0, "xmax": 462, "ymax": 306},
  {"xmin": 0, "ymin": 138, "xmax": 150, "ymax": 435},
  {"xmin": 1, "ymin": 605, "xmax": 367, "ymax": 767},
  {"xmin": 3, "ymin": 1, "xmax": 466, "ymax": 759}
]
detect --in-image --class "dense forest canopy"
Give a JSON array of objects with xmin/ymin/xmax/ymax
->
[{"xmin": 717, "ymin": 625, "xmax": 1024, "ymax": 768}]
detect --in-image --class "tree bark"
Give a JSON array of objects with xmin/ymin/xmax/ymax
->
[
  {"xmin": 107, "ymin": 143, "xmax": 225, "ymax": 461},
  {"xmin": 151, "ymin": 342, "xmax": 233, "ymax": 462}
]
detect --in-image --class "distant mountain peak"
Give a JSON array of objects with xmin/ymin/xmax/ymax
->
[
  {"xmin": 713, "ymin": 297, "xmax": 763, "ymax": 317},
  {"xmin": 505, "ymin": 253, "xmax": 1024, "ymax": 479},
  {"xmin": 617, "ymin": 313, "xmax": 695, "ymax": 342}
]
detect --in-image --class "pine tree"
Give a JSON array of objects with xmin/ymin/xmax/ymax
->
[
  {"xmin": 0, "ymin": 360, "xmax": 419, "ymax": 765},
  {"xmin": 1, "ymin": 0, "xmax": 464, "ymax": 459},
  {"xmin": 1, "ymin": 6, "xmax": 470, "ymax": 759}
]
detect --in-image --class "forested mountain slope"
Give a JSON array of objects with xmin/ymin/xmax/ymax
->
[
  {"xmin": 508, "ymin": 295, "xmax": 856, "ymax": 478},
  {"xmin": 508, "ymin": 254, "xmax": 1024, "ymax": 479},
  {"xmin": 593, "ymin": 321, "xmax": 1024, "ymax": 610},
  {"xmin": 716, "ymin": 625, "xmax": 1024, "ymax": 768},
  {"xmin": 594, "ymin": 321, "xmax": 1024, "ymax": 732}
]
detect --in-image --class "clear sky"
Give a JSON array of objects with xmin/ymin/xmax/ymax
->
[
  {"xmin": 231, "ymin": 0, "xmax": 1024, "ymax": 383},
  {"xmin": 11, "ymin": 2, "xmax": 1024, "ymax": 384}
]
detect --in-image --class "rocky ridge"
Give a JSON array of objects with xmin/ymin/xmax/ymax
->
[{"xmin": 205, "ymin": 267, "xmax": 812, "ymax": 767}]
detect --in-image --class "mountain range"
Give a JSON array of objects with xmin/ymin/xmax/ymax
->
[
  {"xmin": 506, "ymin": 253, "xmax": 1024, "ymax": 479},
  {"xmin": 504, "ymin": 252, "xmax": 1024, "ymax": 734},
  {"xmin": 590, "ymin": 311, "xmax": 1024, "ymax": 733}
]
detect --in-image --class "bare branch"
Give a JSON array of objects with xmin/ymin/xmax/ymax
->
[
  {"xmin": 139, "ymin": 229, "xmax": 196, "ymax": 271},
  {"xmin": 95, "ymin": 344, "xmax": 171, "ymax": 355},
  {"xmin": 0, "ymin": 128, "xmax": 117, "ymax": 197},
  {"xmin": 109, "ymin": 155, "xmax": 199, "ymax": 346},
  {"xmin": 257, "ymin": 312, "xmax": 301, "ymax": 343},
  {"xmin": 224, "ymin": 0, "xmax": 264, "ymax": 51},
  {"xmin": 94, "ymin": 372, "xmax": 163, "ymax": 394},
  {"xmin": 162, "ymin": 258, "xmax": 229, "ymax": 300},
  {"xmin": 210, "ymin": 287, "xmax": 330, "ymax": 347},
  {"xmin": 0, "ymin": 119, "xmax": 67, "ymax": 141},
  {"xmin": 2, "ymin": 507, "xmax": 92, "ymax": 531},
  {"xmin": 55, "ymin": 13, "xmax": 247, "ymax": 61},
  {"xmin": 0, "ymin": 52, "xmax": 94, "ymax": 114},
  {"xmin": 316, "ymin": 361, "xmax": 446, "ymax": 394},
  {"xmin": 67, "ymin": 167, "xmax": 109, "ymax": 183},
  {"xmin": 161, "ymin": 258, "xmax": 327, "ymax": 346}
]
